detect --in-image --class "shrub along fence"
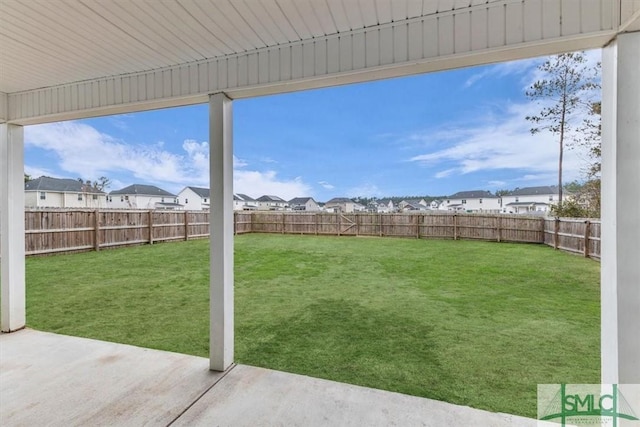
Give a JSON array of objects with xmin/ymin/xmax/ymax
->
[{"xmin": 4, "ymin": 209, "xmax": 599, "ymax": 259}]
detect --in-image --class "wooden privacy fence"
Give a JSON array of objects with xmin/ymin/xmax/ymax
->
[
  {"xmin": 5, "ymin": 209, "xmax": 599, "ymax": 259},
  {"xmin": 543, "ymin": 218, "xmax": 601, "ymax": 259},
  {"xmin": 23, "ymin": 209, "xmax": 210, "ymax": 256},
  {"xmin": 247, "ymin": 212, "xmax": 545, "ymax": 243}
]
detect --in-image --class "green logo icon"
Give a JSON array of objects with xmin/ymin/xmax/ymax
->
[{"xmin": 538, "ymin": 384, "xmax": 639, "ymax": 426}]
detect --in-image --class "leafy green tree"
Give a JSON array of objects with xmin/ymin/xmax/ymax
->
[
  {"xmin": 581, "ymin": 101, "xmax": 602, "ymax": 179},
  {"xmin": 550, "ymin": 198, "xmax": 589, "ymax": 218},
  {"xmin": 526, "ymin": 52, "xmax": 600, "ymax": 207}
]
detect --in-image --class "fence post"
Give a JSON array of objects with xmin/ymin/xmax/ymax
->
[
  {"xmin": 416, "ymin": 214, "xmax": 420, "ymax": 239},
  {"xmin": 356, "ymin": 213, "xmax": 360, "ymax": 236},
  {"xmin": 94, "ymin": 209, "xmax": 100, "ymax": 251},
  {"xmin": 497, "ymin": 216, "xmax": 502, "ymax": 243},
  {"xmin": 379, "ymin": 213, "xmax": 383, "ymax": 237},
  {"xmin": 149, "ymin": 210, "xmax": 154, "ymax": 245},
  {"xmin": 584, "ymin": 220, "xmax": 591, "ymax": 258},
  {"xmin": 453, "ymin": 214, "xmax": 458, "ymax": 240},
  {"xmin": 281, "ymin": 212, "xmax": 285, "ymax": 234},
  {"xmin": 184, "ymin": 210, "xmax": 189, "ymax": 241},
  {"xmin": 554, "ymin": 217, "xmax": 560, "ymax": 250},
  {"xmin": 315, "ymin": 213, "xmax": 318, "ymax": 235},
  {"xmin": 338, "ymin": 212, "xmax": 341, "ymax": 236}
]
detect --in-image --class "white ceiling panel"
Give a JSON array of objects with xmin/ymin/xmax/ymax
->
[{"xmin": 0, "ymin": 0, "xmax": 625, "ymax": 124}]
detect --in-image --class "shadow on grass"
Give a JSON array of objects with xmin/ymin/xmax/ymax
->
[{"xmin": 238, "ymin": 298, "xmax": 456, "ymax": 402}]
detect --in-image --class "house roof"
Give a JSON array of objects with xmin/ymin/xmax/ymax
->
[
  {"xmin": 110, "ymin": 184, "xmax": 175, "ymax": 197},
  {"xmin": 185, "ymin": 186, "xmax": 210, "ymax": 198},
  {"xmin": 289, "ymin": 197, "xmax": 315, "ymax": 205},
  {"xmin": 325, "ymin": 197, "xmax": 354, "ymax": 204},
  {"xmin": 257, "ymin": 195, "xmax": 286, "ymax": 202},
  {"xmin": 234, "ymin": 193, "xmax": 255, "ymax": 202},
  {"xmin": 448, "ymin": 190, "xmax": 495, "ymax": 199},
  {"xmin": 377, "ymin": 199, "xmax": 394, "ymax": 205},
  {"xmin": 509, "ymin": 186, "xmax": 560, "ymax": 196},
  {"xmin": 25, "ymin": 176, "xmax": 105, "ymax": 194}
]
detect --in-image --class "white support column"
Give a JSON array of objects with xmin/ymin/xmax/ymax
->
[
  {"xmin": 601, "ymin": 31, "xmax": 640, "ymax": 384},
  {"xmin": 1, "ymin": 124, "xmax": 26, "ymax": 332},
  {"xmin": 209, "ymin": 93, "xmax": 234, "ymax": 371}
]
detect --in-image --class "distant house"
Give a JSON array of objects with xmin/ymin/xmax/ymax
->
[
  {"xmin": 178, "ymin": 186, "xmax": 210, "ymax": 210},
  {"xmin": 399, "ymin": 199, "xmax": 428, "ymax": 209},
  {"xmin": 24, "ymin": 176, "xmax": 107, "ymax": 208},
  {"xmin": 108, "ymin": 184, "xmax": 182, "ymax": 210},
  {"xmin": 501, "ymin": 186, "xmax": 560, "ymax": 214},
  {"xmin": 440, "ymin": 190, "xmax": 501, "ymax": 213},
  {"xmin": 376, "ymin": 199, "xmax": 395, "ymax": 213},
  {"xmin": 234, "ymin": 194, "xmax": 258, "ymax": 211},
  {"xmin": 256, "ymin": 195, "xmax": 287, "ymax": 211},
  {"xmin": 430, "ymin": 200, "xmax": 443, "ymax": 210},
  {"xmin": 402, "ymin": 202, "xmax": 428, "ymax": 212},
  {"xmin": 288, "ymin": 197, "xmax": 320, "ymax": 211},
  {"xmin": 368, "ymin": 198, "xmax": 394, "ymax": 213},
  {"xmin": 324, "ymin": 197, "xmax": 358, "ymax": 213}
]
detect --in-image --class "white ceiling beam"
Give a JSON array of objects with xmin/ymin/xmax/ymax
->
[{"xmin": 5, "ymin": 0, "xmax": 619, "ymax": 125}]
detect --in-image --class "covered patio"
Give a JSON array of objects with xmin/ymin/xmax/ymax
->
[
  {"xmin": 1, "ymin": 0, "xmax": 639, "ymax": 423},
  {"xmin": 1, "ymin": 329, "xmax": 544, "ymax": 425}
]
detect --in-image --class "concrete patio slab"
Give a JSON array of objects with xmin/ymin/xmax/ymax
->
[
  {"xmin": 174, "ymin": 364, "xmax": 538, "ymax": 427},
  {"xmin": 0, "ymin": 329, "xmax": 226, "ymax": 426},
  {"xmin": 1, "ymin": 329, "xmax": 543, "ymax": 426}
]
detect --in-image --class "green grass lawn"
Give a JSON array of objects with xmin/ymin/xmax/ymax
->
[{"xmin": 19, "ymin": 234, "xmax": 599, "ymax": 418}]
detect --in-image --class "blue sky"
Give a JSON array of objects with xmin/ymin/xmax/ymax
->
[{"xmin": 24, "ymin": 50, "xmax": 600, "ymax": 202}]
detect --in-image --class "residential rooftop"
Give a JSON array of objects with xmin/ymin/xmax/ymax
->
[
  {"xmin": 448, "ymin": 190, "xmax": 496, "ymax": 199},
  {"xmin": 185, "ymin": 186, "xmax": 210, "ymax": 198},
  {"xmin": 509, "ymin": 186, "xmax": 560, "ymax": 196},
  {"xmin": 110, "ymin": 184, "xmax": 175, "ymax": 197},
  {"xmin": 25, "ymin": 176, "xmax": 104, "ymax": 194}
]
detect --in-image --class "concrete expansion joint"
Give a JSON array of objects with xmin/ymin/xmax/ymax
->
[{"xmin": 165, "ymin": 362, "xmax": 238, "ymax": 427}]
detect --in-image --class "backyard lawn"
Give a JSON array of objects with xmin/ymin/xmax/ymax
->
[{"xmin": 19, "ymin": 234, "xmax": 599, "ymax": 418}]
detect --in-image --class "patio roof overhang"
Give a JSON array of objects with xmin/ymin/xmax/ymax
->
[
  {"xmin": 1, "ymin": 0, "xmax": 639, "ymax": 387},
  {"xmin": 1, "ymin": 0, "xmax": 639, "ymax": 125}
]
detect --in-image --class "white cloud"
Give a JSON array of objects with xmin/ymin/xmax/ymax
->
[
  {"xmin": 318, "ymin": 181, "xmax": 335, "ymax": 190},
  {"xmin": 408, "ymin": 101, "xmax": 591, "ymax": 184},
  {"xmin": 235, "ymin": 171, "xmax": 311, "ymax": 200},
  {"xmin": 25, "ymin": 122, "xmax": 193, "ymax": 187},
  {"xmin": 25, "ymin": 121, "xmax": 312, "ymax": 198},
  {"xmin": 487, "ymin": 180, "xmax": 507, "ymax": 187},
  {"xmin": 464, "ymin": 58, "xmax": 542, "ymax": 88},
  {"xmin": 24, "ymin": 165, "xmax": 59, "ymax": 179},
  {"xmin": 435, "ymin": 169, "xmax": 456, "ymax": 179},
  {"xmin": 233, "ymin": 155, "xmax": 248, "ymax": 168},
  {"xmin": 260, "ymin": 157, "xmax": 277, "ymax": 164}
]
